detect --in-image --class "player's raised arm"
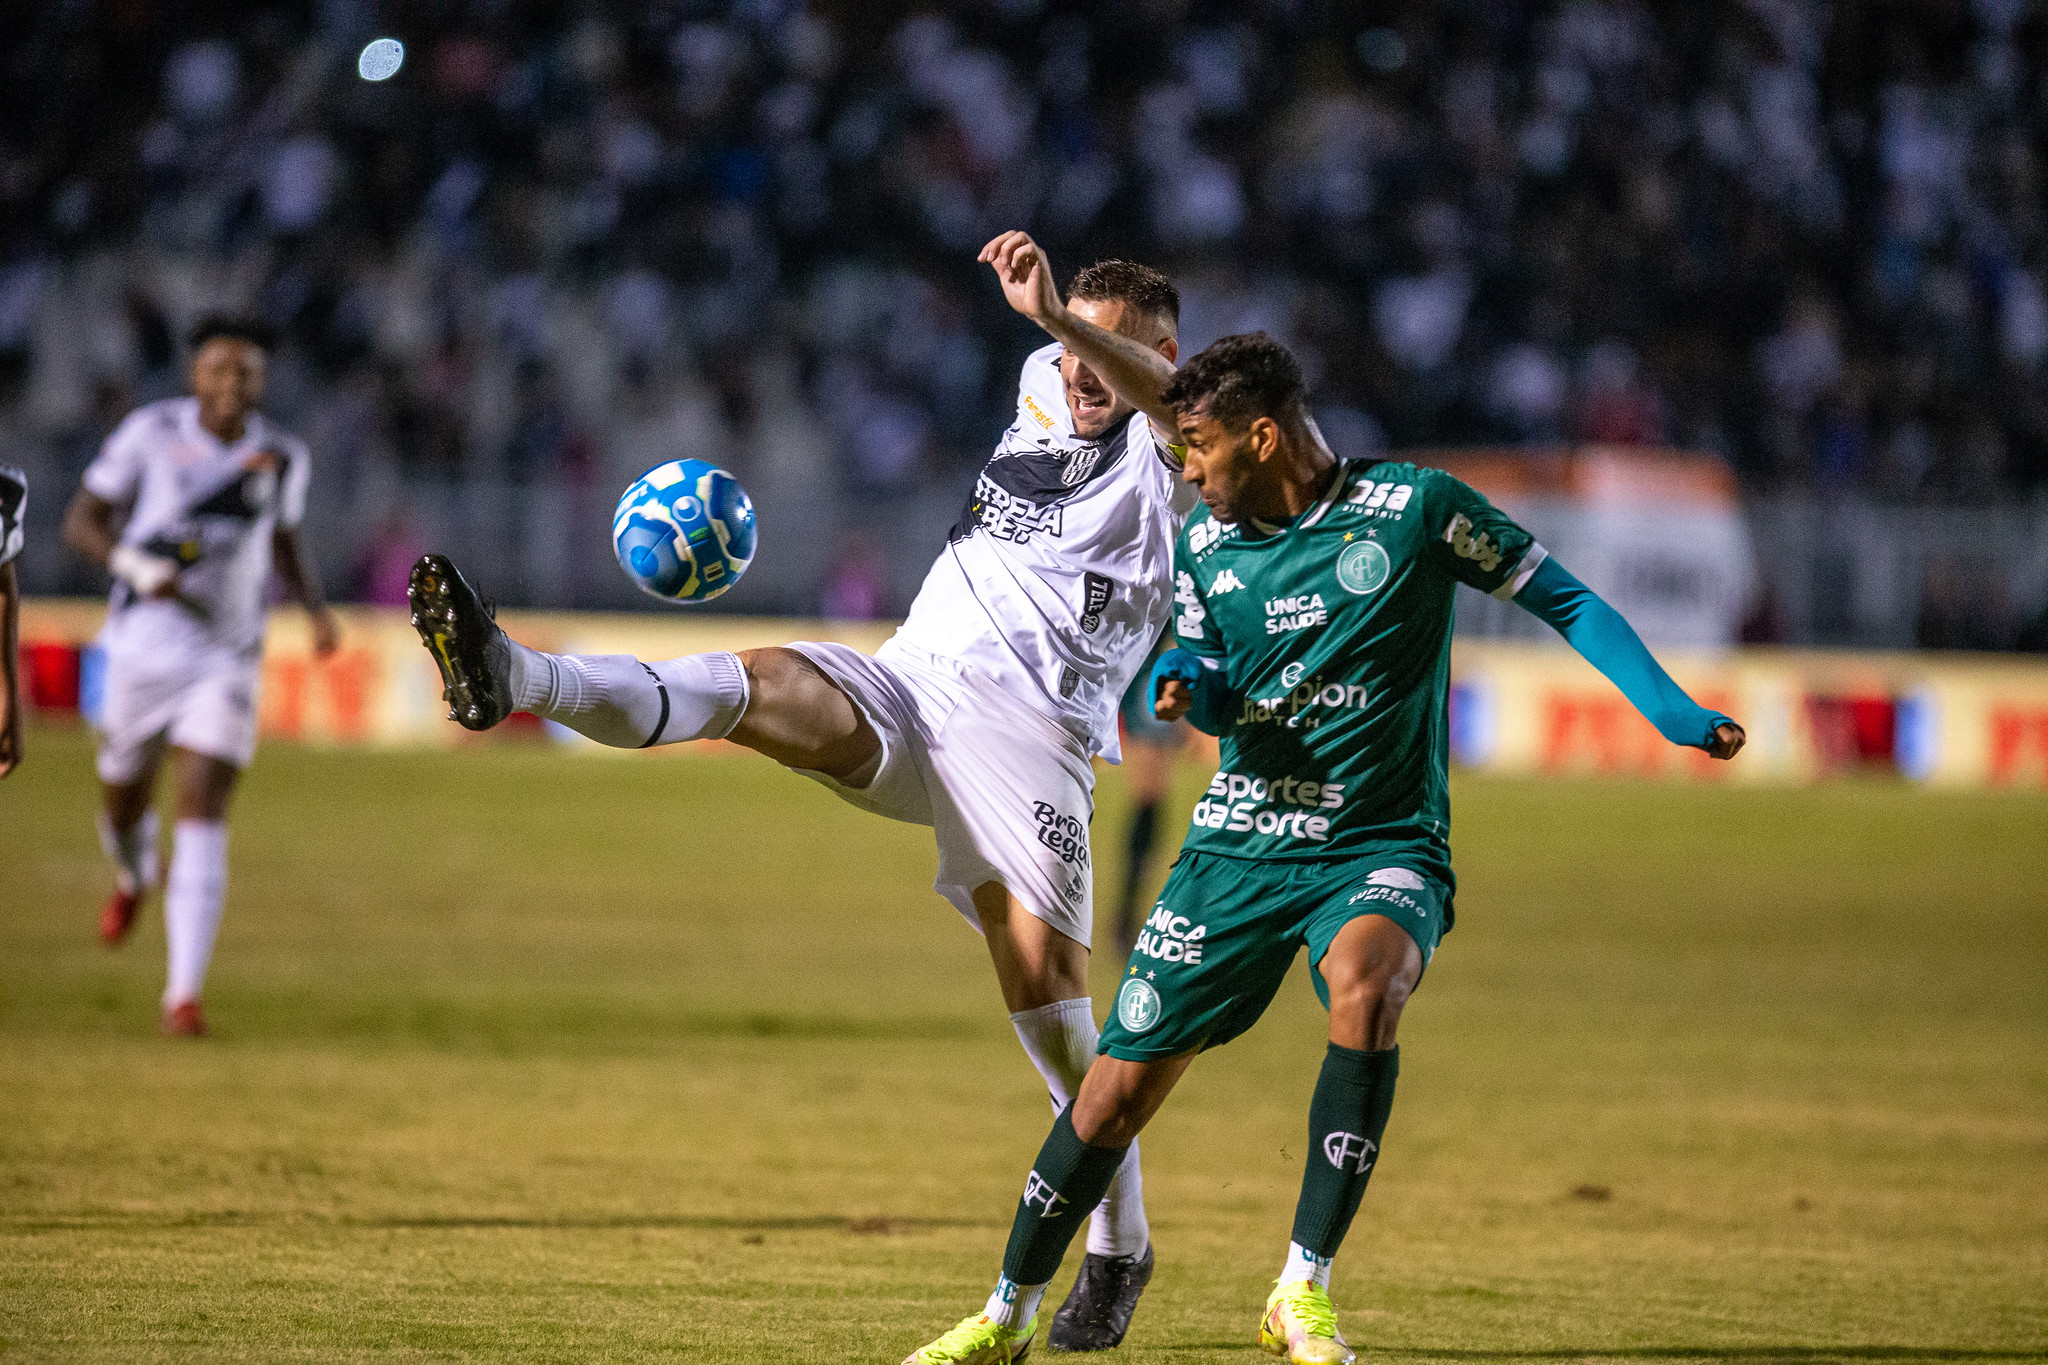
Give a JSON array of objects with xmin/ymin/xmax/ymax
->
[
  {"xmin": 979, "ymin": 230, "xmax": 1180, "ymax": 435},
  {"xmin": 1420, "ymin": 470, "xmax": 1742, "ymax": 759},
  {"xmin": 1512, "ymin": 556, "xmax": 1744, "ymax": 758}
]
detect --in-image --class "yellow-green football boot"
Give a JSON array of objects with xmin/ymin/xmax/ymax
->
[
  {"xmin": 902, "ymin": 1313, "xmax": 1036, "ymax": 1365},
  {"xmin": 1258, "ymin": 1279, "xmax": 1355, "ymax": 1364}
]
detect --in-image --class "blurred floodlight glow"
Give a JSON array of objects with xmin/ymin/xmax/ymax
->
[{"xmin": 357, "ymin": 38, "xmax": 404, "ymax": 82}]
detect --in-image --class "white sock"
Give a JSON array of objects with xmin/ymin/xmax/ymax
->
[
  {"xmin": 163, "ymin": 819, "xmax": 228, "ymax": 1007},
  {"xmin": 983, "ymin": 1276, "xmax": 1048, "ymax": 1329},
  {"xmin": 1010, "ymin": 998, "xmax": 1151, "ymax": 1259},
  {"xmin": 1278, "ymin": 1241, "xmax": 1333, "ymax": 1290},
  {"xmin": 509, "ymin": 644, "xmax": 748, "ymax": 748},
  {"xmin": 97, "ymin": 809, "xmax": 160, "ymax": 895}
]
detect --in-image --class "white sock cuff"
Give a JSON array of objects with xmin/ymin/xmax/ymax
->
[
  {"xmin": 1279, "ymin": 1241, "xmax": 1334, "ymax": 1289},
  {"xmin": 169, "ymin": 818, "xmax": 228, "ymax": 866},
  {"xmin": 1011, "ymin": 996, "xmax": 1099, "ymax": 1107},
  {"xmin": 983, "ymin": 1277, "xmax": 1048, "ymax": 1330},
  {"xmin": 692, "ymin": 651, "xmax": 749, "ymax": 740}
]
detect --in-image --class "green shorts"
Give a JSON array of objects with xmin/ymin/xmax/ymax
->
[{"xmin": 1099, "ymin": 850, "xmax": 1450, "ymax": 1061}]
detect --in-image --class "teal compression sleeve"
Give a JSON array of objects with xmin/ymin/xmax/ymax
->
[
  {"xmin": 1149, "ymin": 647, "xmax": 1234, "ymax": 736},
  {"xmin": 1513, "ymin": 556, "xmax": 1733, "ymax": 750}
]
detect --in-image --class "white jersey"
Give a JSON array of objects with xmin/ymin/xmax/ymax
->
[
  {"xmin": 0, "ymin": 466, "xmax": 23, "ymax": 566},
  {"xmin": 83, "ymin": 397, "xmax": 311, "ymax": 659},
  {"xmin": 891, "ymin": 343, "xmax": 1196, "ymax": 762}
]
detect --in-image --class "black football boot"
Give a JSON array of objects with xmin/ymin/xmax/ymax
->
[
  {"xmin": 409, "ymin": 554, "xmax": 515, "ymax": 731},
  {"xmin": 1047, "ymin": 1243, "xmax": 1153, "ymax": 1351}
]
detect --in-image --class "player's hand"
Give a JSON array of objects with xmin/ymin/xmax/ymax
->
[
  {"xmin": 1705, "ymin": 721, "xmax": 1745, "ymax": 760},
  {"xmin": 1154, "ymin": 678, "xmax": 1194, "ymax": 722},
  {"xmin": 979, "ymin": 230, "xmax": 1064, "ymax": 328},
  {"xmin": 109, "ymin": 545, "xmax": 180, "ymax": 599},
  {"xmin": 309, "ymin": 607, "xmax": 341, "ymax": 659}
]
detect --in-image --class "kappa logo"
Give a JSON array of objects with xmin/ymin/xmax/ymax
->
[
  {"xmin": 1116, "ymin": 977, "xmax": 1161, "ymax": 1033},
  {"xmin": 1022, "ymin": 1169, "xmax": 1070, "ymax": 1217},
  {"xmin": 1212, "ymin": 568, "xmax": 1246, "ymax": 594},
  {"xmin": 1323, "ymin": 1131, "xmax": 1378, "ymax": 1173}
]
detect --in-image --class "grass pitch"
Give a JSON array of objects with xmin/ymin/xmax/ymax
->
[{"xmin": 1, "ymin": 723, "xmax": 2044, "ymax": 1363}]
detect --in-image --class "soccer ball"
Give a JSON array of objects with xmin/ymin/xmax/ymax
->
[{"xmin": 611, "ymin": 459, "xmax": 757, "ymax": 603}]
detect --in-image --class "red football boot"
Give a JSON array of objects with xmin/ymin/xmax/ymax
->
[
  {"xmin": 100, "ymin": 888, "xmax": 142, "ymax": 945},
  {"xmin": 161, "ymin": 1001, "xmax": 207, "ymax": 1037}
]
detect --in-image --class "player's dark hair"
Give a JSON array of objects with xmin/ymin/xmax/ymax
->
[
  {"xmin": 1162, "ymin": 331, "xmax": 1308, "ymax": 429},
  {"xmin": 188, "ymin": 314, "xmax": 276, "ymax": 354},
  {"xmin": 1070, "ymin": 259, "xmax": 1180, "ymax": 329}
]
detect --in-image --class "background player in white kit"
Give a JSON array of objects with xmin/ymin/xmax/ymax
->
[
  {"xmin": 61, "ymin": 317, "xmax": 339, "ymax": 1037},
  {"xmin": 410, "ymin": 232, "xmax": 1191, "ymax": 1351},
  {"xmin": 1, "ymin": 465, "xmax": 25, "ymax": 778}
]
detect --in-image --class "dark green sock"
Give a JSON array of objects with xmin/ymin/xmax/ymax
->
[
  {"xmin": 1290, "ymin": 1043, "xmax": 1399, "ymax": 1257},
  {"xmin": 1001, "ymin": 1108, "xmax": 1132, "ymax": 1287}
]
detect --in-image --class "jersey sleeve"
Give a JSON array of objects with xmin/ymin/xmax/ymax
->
[
  {"xmin": 1420, "ymin": 468, "xmax": 1545, "ymax": 598},
  {"xmin": 276, "ymin": 436, "xmax": 311, "ymax": 529},
  {"xmin": 80, "ymin": 410, "xmax": 151, "ymax": 505},
  {"xmin": 0, "ymin": 467, "xmax": 25, "ymax": 566},
  {"xmin": 1171, "ymin": 532, "xmax": 1226, "ymax": 662}
]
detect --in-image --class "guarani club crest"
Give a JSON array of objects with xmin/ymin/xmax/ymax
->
[
  {"xmin": 1116, "ymin": 976, "xmax": 1161, "ymax": 1032},
  {"xmin": 1336, "ymin": 538, "xmax": 1391, "ymax": 595}
]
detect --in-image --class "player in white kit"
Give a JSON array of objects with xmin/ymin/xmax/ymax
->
[
  {"xmin": 1, "ymin": 466, "xmax": 25, "ymax": 778},
  {"xmin": 61, "ymin": 317, "xmax": 339, "ymax": 1037},
  {"xmin": 409, "ymin": 232, "xmax": 1190, "ymax": 1351}
]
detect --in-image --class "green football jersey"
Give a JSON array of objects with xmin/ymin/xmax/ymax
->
[{"xmin": 1172, "ymin": 459, "xmax": 1542, "ymax": 877}]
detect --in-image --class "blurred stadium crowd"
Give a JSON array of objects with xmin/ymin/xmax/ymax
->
[{"xmin": 2, "ymin": 1, "xmax": 2046, "ymax": 627}]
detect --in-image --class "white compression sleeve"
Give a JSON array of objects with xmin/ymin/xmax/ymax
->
[
  {"xmin": 509, "ymin": 644, "xmax": 748, "ymax": 748},
  {"xmin": 163, "ymin": 819, "xmax": 227, "ymax": 1007},
  {"xmin": 1010, "ymin": 998, "xmax": 1151, "ymax": 1259}
]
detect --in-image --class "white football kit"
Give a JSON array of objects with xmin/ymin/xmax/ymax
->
[
  {"xmin": 0, "ymin": 466, "xmax": 24, "ymax": 567},
  {"xmin": 790, "ymin": 343, "xmax": 1196, "ymax": 942},
  {"xmin": 82, "ymin": 398, "xmax": 311, "ymax": 781}
]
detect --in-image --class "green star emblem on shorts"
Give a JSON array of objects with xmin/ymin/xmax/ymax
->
[{"xmin": 1099, "ymin": 849, "xmax": 1450, "ymax": 1061}]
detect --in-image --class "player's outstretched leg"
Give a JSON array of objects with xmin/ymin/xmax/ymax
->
[
  {"xmin": 1260, "ymin": 913, "xmax": 1418, "ymax": 1365},
  {"xmin": 904, "ymin": 1056, "xmax": 1188, "ymax": 1365},
  {"xmin": 409, "ymin": 554, "xmax": 748, "ymax": 748}
]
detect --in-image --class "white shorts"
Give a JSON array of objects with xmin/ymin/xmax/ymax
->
[
  {"xmin": 786, "ymin": 638, "xmax": 1096, "ymax": 946},
  {"xmin": 95, "ymin": 645, "xmax": 262, "ymax": 783}
]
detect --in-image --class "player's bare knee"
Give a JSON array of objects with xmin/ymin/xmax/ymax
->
[{"xmin": 1071, "ymin": 1084, "xmax": 1148, "ymax": 1148}]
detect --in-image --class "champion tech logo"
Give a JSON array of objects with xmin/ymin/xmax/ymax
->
[{"xmin": 1323, "ymin": 1131, "xmax": 1379, "ymax": 1173}]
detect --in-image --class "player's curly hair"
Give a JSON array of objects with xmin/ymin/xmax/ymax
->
[
  {"xmin": 188, "ymin": 314, "xmax": 277, "ymax": 354},
  {"xmin": 1162, "ymin": 331, "xmax": 1308, "ymax": 429},
  {"xmin": 1070, "ymin": 259, "xmax": 1179, "ymax": 329}
]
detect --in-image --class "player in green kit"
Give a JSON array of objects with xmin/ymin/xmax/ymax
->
[{"xmin": 899, "ymin": 332, "xmax": 1744, "ymax": 1365}]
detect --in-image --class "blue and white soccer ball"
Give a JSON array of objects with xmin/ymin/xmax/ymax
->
[{"xmin": 611, "ymin": 459, "xmax": 757, "ymax": 603}]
